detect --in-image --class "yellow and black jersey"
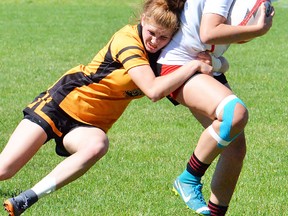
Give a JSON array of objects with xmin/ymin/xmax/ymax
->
[{"xmin": 30, "ymin": 24, "xmax": 160, "ymax": 133}]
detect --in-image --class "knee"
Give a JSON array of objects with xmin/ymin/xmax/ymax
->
[
  {"xmin": 218, "ymin": 95, "xmax": 249, "ymax": 133},
  {"xmin": 233, "ymin": 103, "xmax": 249, "ymax": 132},
  {"xmin": 209, "ymin": 95, "xmax": 249, "ymax": 148},
  {"xmin": 83, "ymin": 138, "xmax": 109, "ymax": 162},
  {"xmin": 0, "ymin": 164, "xmax": 16, "ymax": 180}
]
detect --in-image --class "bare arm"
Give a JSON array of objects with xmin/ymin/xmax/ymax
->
[
  {"xmin": 128, "ymin": 60, "xmax": 213, "ymax": 102},
  {"xmin": 200, "ymin": 3, "xmax": 274, "ymax": 44}
]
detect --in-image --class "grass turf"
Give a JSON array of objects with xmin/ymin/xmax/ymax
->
[{"xmin": 0, "ymin": 0, "xmax": 287, "ymax": 215}]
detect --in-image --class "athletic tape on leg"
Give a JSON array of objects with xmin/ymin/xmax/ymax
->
[
  {"xmin": 208, "ymin": 125, "xmax": 230, "ymax": 148},
  {"xmin": 209, "ymin": 95, "xmax": 246, "ymax": 148}
]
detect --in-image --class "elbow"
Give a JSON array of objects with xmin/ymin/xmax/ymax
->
[
  {"xmin": 200, "ymin": 34, "xmax": 213, "ymax": 44},
  {"xmin": 145, "ymin": 91, "xmax": 163, "ymax": 103},
  {"xmin": 200, "ymin": 29, "xmax": 216, "ymax": 44},
  {"xmin": 147, "ymin": 95, "xmax": 162, "ymax": 103},
  {"xmin": 150, "ymin": 98, "xmax": 159, "ymax": 103}
]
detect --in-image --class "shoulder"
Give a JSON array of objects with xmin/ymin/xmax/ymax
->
[
  {"xmin": 109, "ymin": 24, "xmax": 144, "ymax": 53},
  {"xmin": 113, "ymin": 25, "xmax": 141, "ymax": 43},
  {"xmin": 203, "ymin": 0, "xmax": 234, "ymax": 18},
  {"xmin": 109, "ymin": 25, "xmax": 149, "ymax": 69}
]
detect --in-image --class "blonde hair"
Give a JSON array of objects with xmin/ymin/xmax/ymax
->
[{"xmin": 142, "ymin": 0, "xmax": 186, "ymax": 32}]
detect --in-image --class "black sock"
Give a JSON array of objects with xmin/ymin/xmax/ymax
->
[
  {"xmin": 208, "ymin": 200, "xmax": 228, "ymax": 216},
  {"xmin": 186, "ymin": 152, "xmax": 210, "ymax": 177}
]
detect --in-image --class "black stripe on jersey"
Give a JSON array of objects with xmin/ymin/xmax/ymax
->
[
  {"xmin": 90, "ymin": 43, "xmax": 144, "ymax": 82},
  {"xmin": 90, "ymin": 24, "xmax": 145, "ymax": 83},
  {"xmin": 90, "ymin": 42, "xmax": 122, "ymax": 83},
  {"xmin": 48, "ymin": 72, "xmax": 93, "ymax": 104},
  {"xmin": 117, "ymin": 45, "xmax": 143, "ymax": 57},
  {"xmin": 47, "ymin": 25, "xmax": 147, "ymax": 103},
  {"xmin": 117, "ymin": 45, "xmax": 144, "ymax": 65},
  {"xmin": 48, "ymin": 43, "xmax": 141, "ymax": 103},
  {"xmin": 121, "ymin": 54, "xmax": 142, "ymax": 65}
]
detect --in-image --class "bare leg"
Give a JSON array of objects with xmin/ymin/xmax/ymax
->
[
  {"xmin": 0, "ymin": 119, "xmax": 47, "ymax": 180},
  {"xmin": 3, "ymin": 126, "xmax": 109, "ymax": 215},
  {"xmin": 210, "ymin": 133, "xmax": 246, "ymax": 206},
  {"xmin": 171, "ymin": 74, "xmax": 248, "ymax": 215},
  {"xmin": 46, "ymin": 126, "xmax": 109, "ymax": 189},
  {"xmin": 192, "ymin": 111, "xmax": 246, "ymax": 206},
  {"xmin": 174, "ymin": 74, "xmax": 245, "ymax": 164}
]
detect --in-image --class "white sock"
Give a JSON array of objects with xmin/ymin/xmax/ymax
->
[{"xmin": 31, "ymin": 176, "xmax": 57, "ymax": 199}]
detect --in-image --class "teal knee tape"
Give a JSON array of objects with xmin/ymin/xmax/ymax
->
[{"xmin": 219, "ymin": 97, "xmax": 245, "ymax": 146}]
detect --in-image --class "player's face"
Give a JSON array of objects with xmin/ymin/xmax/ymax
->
[{"xmin": 141, "ymin": 17, "xmax": 174, "ymax": 53}]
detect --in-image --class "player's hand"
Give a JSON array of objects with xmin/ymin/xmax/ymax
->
[
  {"xmin": 196, "ymin": 51, "xmax": 212, "ymax": 65},
  {"xmin": 195, "ymin": 60, "xmax": 213, "ymax": 76},
  {"xmin": 257, "ymin": 2, "xmax": 275, "ymax": 36}
]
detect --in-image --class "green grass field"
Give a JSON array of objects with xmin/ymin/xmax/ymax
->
[{"xmin": 0, "ymin": 0, "xmax": 287, "ymax": 215}]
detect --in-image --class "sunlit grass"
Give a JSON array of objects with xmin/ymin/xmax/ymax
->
[{"xmin": 0, "ymin": 1, "xmax": 287, "ymax": 215}]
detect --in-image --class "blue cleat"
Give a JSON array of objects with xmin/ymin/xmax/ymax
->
[{"xmin": 173, "ymin": 177, "xmax": 210, "ymax": 215}]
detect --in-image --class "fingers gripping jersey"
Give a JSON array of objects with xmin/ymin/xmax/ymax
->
[{"xmin": 43, "ymin": 25, "xmax": 151, "ymax": 132}]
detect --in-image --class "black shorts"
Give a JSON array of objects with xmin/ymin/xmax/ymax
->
[{"xmin": 23, "ymin": 92, "xmax": 92, "ymax": 157}]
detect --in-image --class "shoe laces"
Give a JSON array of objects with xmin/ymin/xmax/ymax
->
[{"xmin": 193, "ymin": 183, "xmax": 206, "ymax": 203}]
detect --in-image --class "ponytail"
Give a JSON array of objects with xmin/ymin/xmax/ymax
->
[
  {"xmin": 166, "ymin": 0, "xmax": 186, "ymax": 13},
  {"xmin": 142, "ymin": 0, "xmax": 186, "ymax": 32}
]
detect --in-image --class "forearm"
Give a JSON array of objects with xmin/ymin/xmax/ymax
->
[
  {"xmin": 200, "ymin": 6, "xmax": 274, "ymax": 45},
  {"xmin": 201, "ymin": 24, "xmax": 266, "ymax": 44},
  {"xmin": 129, "ymin": 62, "xmax": 212, "ymax": 102},
  {"xmin": 152, "ymin": 61, "xmax": 205, "ymax": 100}
]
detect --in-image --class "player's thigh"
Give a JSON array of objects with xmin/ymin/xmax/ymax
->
[
  {"xmin": 0, "ymin": 119, "xmax": 47, "ymax": 178},
  {"xmin": 175, "ymin": 74, "xmax": 233, "ymax": 118},
  {"xmin": 63, "ymin": 126, "xmax": 109, "ymax": 155},
  {"xmin": 191, "ymin": 110, "xmax": 213, "ymax": 128}
]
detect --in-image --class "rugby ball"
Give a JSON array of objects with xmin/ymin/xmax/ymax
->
[
  {"xmin": 227, "ymin": 0, "xmax": 272, "ymax": 44},
  {"xmin": 227, "ymin": 0, "xmax": 272, "ymax": 26},
  {"xmin": 209, "ymin": 0, "xmax": 272, "ymax": 57}
]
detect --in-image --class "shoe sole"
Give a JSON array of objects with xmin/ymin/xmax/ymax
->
[
  {"xmin": 172, "ymin": 186, "xmax": 180, "ymax": 196},
  {"xmin": 3, "ymin": 199, "xmax": 16, "ymax": 216}
]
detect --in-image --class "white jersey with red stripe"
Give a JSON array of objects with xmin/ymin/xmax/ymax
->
[{"xmin": 157, "ymin": 0, "xmax": 234, "ymax": 66}]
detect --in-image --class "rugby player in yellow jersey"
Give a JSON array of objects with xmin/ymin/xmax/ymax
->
[{"xmin": 0, "ymin": 0, "xmax": 214, "ymax": 215}]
